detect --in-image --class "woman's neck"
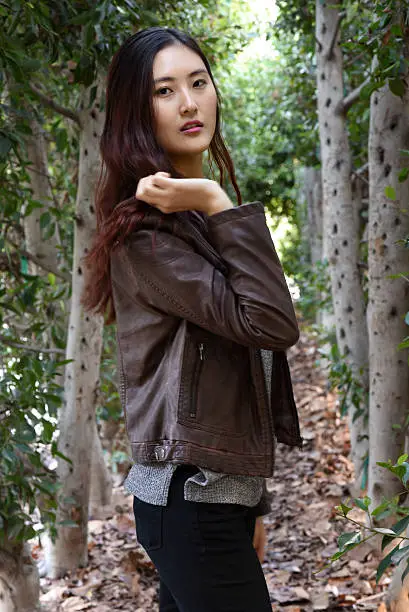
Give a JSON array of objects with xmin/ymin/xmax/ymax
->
[{"xmin": 170, "ymin": 153, "xmax": 204, "ymax": 178}]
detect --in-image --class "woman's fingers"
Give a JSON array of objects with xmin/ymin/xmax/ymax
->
[
  {"xmin": 152, "ymin": 174, "xmax": 174, "ymax": 189},
  {"xmin": 136, "ymin": 174, "xmax": 164, "ymax": 201}
]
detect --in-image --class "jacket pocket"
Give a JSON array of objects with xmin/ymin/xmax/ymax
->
[
  {"xmin": 177, "ymin": 328, "xmax": 254, "ymax": 437},
  {"xmin": 132, "ymin": 496, "xmax": 163, "ymax": 551}
]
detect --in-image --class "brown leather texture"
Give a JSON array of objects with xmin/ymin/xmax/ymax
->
[{"xmin": 110, "ymin": 200, "xmax": 303, "ymax": 477}]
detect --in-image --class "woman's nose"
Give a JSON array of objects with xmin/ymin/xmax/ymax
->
[{"xmin": 180, "ymin": 90, "xmax": 198, "ymax": 113}]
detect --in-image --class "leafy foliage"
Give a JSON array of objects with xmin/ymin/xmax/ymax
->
[{"xmin": 330, "ymin": 455, "xmax": 409, "ymax": 584}]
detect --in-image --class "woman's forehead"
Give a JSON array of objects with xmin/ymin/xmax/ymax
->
[{"xmin": 153, "ymin": 45, "xmax": 207, "ymax": 81}]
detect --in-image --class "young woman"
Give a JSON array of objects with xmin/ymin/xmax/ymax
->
[{"xmin": 83, "ymin": 26, "xmax": 302, "ymax": 612}]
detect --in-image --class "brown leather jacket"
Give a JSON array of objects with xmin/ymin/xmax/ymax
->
[{"xmin": 110, "ymin": 200, "xmax": 303, "ymax": 478}]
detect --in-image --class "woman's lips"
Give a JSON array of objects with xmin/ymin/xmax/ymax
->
[{"xmin": 181, "ymin": 125, "xmax": 203, "ymax": 134}]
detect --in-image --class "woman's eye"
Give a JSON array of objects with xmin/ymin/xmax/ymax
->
[
  {"xmin": 156, "ymin": 87, "xmax": 171, "ymax": 96},
  {"xmin": 155, "ymin": 79, "xmax": 207, "ymax": 96}
]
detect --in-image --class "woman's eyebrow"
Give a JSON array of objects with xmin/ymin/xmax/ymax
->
[{"xmin": 153, "ymin": 69, "xmax": 207, "ymax": 85}]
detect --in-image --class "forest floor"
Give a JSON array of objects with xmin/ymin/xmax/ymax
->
[{"xmin": 37, "ymin": 328, "xmax": 391, "ymax": 612}]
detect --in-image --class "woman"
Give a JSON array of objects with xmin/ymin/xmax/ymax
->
[{"xmin": 82, "ymin": 26, "xmax": 302, "ymax": 612}]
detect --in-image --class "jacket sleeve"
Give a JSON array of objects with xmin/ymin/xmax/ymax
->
[
  {"xmin": 248, "ymin": 479, "xmax": 273, "ymax": 518},
  {"xmin": 112, "ymin": 202, "xmax": 299, "ymax": 351}
]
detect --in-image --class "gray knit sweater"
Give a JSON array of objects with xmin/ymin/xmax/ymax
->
[{"xmin": 124, "ymin": 349, "xmax": 273, "ymax": 516}]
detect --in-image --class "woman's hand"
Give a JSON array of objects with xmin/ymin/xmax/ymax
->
[
  {"xmin": 135, "ymin": 171, "xmax": 233, "ymax": 216},
  {"xmin": 253, "ymin": 517, "xmax": 267, "ymax": 563}
]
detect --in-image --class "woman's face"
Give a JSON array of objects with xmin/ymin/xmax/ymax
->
[{"xmin": 151, "ymin": 44, "xmax": 218, "ymax": 164}]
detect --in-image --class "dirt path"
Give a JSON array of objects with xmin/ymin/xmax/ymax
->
[{"xmin": 38, "ymin": 331, "xmax": 387, "ymax": 611}]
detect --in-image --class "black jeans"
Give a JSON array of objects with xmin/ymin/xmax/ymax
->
[{"xmin": 132, "ymin": 464, "xmax": 271, "ymax": 612}]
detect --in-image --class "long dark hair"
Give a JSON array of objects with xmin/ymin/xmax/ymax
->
[{"xmin": 82, "ymin": 27, "xmax": 242, "ymax": 324}]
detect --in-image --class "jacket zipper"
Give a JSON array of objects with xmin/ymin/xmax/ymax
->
[{"xmin": 190, "ymin": 342, "xmax": 205, "ymax": 418}]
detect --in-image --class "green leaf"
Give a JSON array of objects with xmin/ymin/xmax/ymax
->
[
  {"xmin": 51, "ymin": 442, "xmax": 72, "ymax": 464},
  {"xmin": 398, "ymin": 168, "xmax": 409, "ymax": 183},
  {"xmin": 0, "ymin": 134, "xmax": 13, "ymax": 159},
  {"xmin": 6, "ymin": 519, "xmax": 24, "ymax": 540},
  {"xmin": 24, "ymin": 525, "xmax": 37, "ymax": 541},
  {"xmin": 391, "ymin": 514, "xmax": 409, "ymax": 535},
  {"xmin": 40, "ymin": 211, "xmax": 51, "ymax": 230},
  {"xmin": 338, "ymin": 531, "xmax": 361, "ymax": 551},
  {"xmin": 331, "ymin": 549, "xmax": 348, "ymax": 561},
  {"xmin": 354, "ymin": 496, "xmax": 371, "ymax": 511},
  {"xmin": 389, "ymin": 78, "xmax": 405, "ymax": 98},
  {"xmin": 19, "ymin": 425, "xmax": 36, "ymax": 443},
  {"xmin": 402, "ymin": 558, "xmax": 409, "ymax": 584},
  {"xmin": 35, "ymin": 480, "xmax": 58, "ymax": 496},
  {"xmin": 382, "ymin": 534, "xmax": 396, "ymax": 551},
  {"xmin": 68, "ymin": 9, "xmax": 98, "ymax": 25},
  {"xmin": 385, "ymin": 186, "xmax": 396, "ymax": 200},
  {"xmin": 391, "ymin": 545, "xmax": 409, "ymax": 566},
  {"xmin": 373, "ymin": 527, "xmax": 397, "ymax": 536},
  {"xmin": 337, "ymin": 503, "xmax": 352, "ymax": 516},
  {"xmin": 399, "ymin": 464, "xmax": 409, "ymax": 486},
  {"xmin": 42, "ymin": 419, "xmax": 54, "ymax": 443},
  {"xmin": 376, "ymin": 543, "xmax": 401, "ymax": 583}
]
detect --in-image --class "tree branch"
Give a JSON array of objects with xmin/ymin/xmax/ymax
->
[
  {"xmin": 6, "ymin": 238, "xmax": 71, "ymax": 282},
  {"xmin": 326, "ymin": 12, "xmax": 345, "ymax": 61},
  {"xmin": 351, "ymin": 163, "xmax": 369, "ymax": 185},
  {"xmin": 354, "ymin": 162, "xmax": 369, "ymax": 176},
  {"xmin": 0, "ymin": 334, "xmax": 66, "ymax": 354},
  {"xmin": 29, "ymin": 83, "xmax": 82, "ymax": 127},
  {"xmin": 344, "ymin": 50, "xmax": 367, "ymax": 69},
  {"xmin": 335, "ymin": 77, "xmax": 371, "ymax": 116}
]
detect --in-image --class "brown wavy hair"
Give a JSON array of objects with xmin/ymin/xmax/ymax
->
[{"xmin": 81, "ymin": 26, "xmax": 242, "ymax": 324}]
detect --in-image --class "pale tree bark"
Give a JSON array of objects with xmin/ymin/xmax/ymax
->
[
  {"xmin": 24, "ymin": 119, "xmax": 60, "ymax": 276},
  {"xmin": 367, "ymin": 53, "xmax": 409, "ymax": 509},
  {"xmin": 19, "ymin": 108, "xmax": 110, "ymax": 582},
  {"xmin": 0, "ymin": 542, "xmax": 39, "ymax": 612},
  {"xmin": 100, "ymin": 419, "xmax": 133, "ymax": 487},
  {"xmin": 304, "ymin": 167, "xmax": 323, "ymax": 267},
  {"xmin": 295, "ymin": 166, "xmax": 310, "ymax": 262},
  {"xmin": 303, "ymin": 167, "xmax": 326, "ymax": 329},
  {"xmin": 315, "ymin": 1, "xmax": 369, "ymax": 488},
  {"xmin": 89, "ymin": 419, "xmax": 113, "ymax": 518},
  {"xmin": 44, "ymin": 80, "xmax": 106, "ymax": 578}
]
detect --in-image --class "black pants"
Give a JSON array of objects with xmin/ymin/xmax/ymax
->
[{"xmin": 132, "ymin": 464, "xmax": 271, "ymax": 612}]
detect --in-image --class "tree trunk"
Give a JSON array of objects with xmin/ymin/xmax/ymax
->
[
  {"xmin": 304, "ymin": 166, "xmax": 323, "ymax": 267},
  {"xmin": 295, "ymin": 165, "xmax": 311, "ymax": 264},
  {"xmin": 367, "ymin": 57, "xmax": 409, "ymax": 508},
  {"xmin": 46, "ymin": 81, "xmax": 105, "ymax": 578},
  {"xmin": 89, "ymin": 420, "xmax": 113, "ymax": 518},
  {"xmin": 315, "ymin": 1, "xmax": 369, "ymax": 487},
  {"xmin": 24, "ymin": 119, "xmax": 59, "ymax": 275},
  {"xmin": 0, "ymin": 541, "xmax": 40, "ymax": 612}
]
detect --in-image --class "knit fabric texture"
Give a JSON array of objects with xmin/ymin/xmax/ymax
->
[{"xmin": 123, "ymin": 349, "xmax": 273, "ymax": 508}]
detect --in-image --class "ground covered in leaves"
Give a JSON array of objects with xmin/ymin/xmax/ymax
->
[{"xmin": 37, "ymin": 330, "xmax": 389, "ymax": 611}]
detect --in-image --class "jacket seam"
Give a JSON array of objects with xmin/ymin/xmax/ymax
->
[
  {"xmin": 112, "ymin": 278, "xmax": 167, "ymax": 336},
  {"xmin": 136, "ymin": 269, "xmax": 207, "ymax": 328},
  {"xmin": 207, "ymin": 202, "xmax": 264, "ymax": 227}
]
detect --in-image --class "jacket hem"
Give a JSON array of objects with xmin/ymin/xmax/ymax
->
[{"xmin": 130, "ymin": 440, "xmax": 274, "ymax": 478}]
